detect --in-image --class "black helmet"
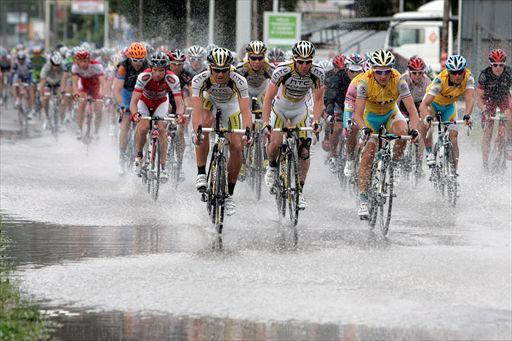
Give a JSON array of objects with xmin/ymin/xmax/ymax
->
[{"xmin": 150, "ymin": 51, "xmax": 170, "ymax": 68}]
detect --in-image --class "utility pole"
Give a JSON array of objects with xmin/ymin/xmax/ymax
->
[
  {"xmin": 251, "ymin": 0, "xmax": 258, "ymax": 40},
  {"xmin": 45, "ymin": 0, "xmax": 51, "ymax": 50},
  {"xmin": 104, "ymin": 0, "xmax": 109, "ymax": 47},
  {"xmin": 441, "ymin": 0, "xmax": 450, "ymax": 54},
  {"xmin": 138, "ymin": 0, "xmax": 143, "ymax": 40},
  {"xmin": 186, "ymin": 0, "xmax": 191, "ymax": 47},
  {"xmin": 208, "ymin": 0, "xmax": 215, "ymax": 44}
]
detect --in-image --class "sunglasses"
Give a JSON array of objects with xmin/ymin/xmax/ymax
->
[
  {"xmin": 131, "ymin": 58, "xmax": 145, "ymax": 63},
  {"xmin": 449, "ymin": 69, "xmax": 465, "ymax": 75},
  {"xmin": 374, "ymin": 69, "xmax": 391, "ymax": 75},
  {"xmin": 295, "ymin": 59, "xmax": 312, "ymax": 65},
  {"xmin": 491, "ymin": 63, "xmax": 505, "ymax": 68},
  {"xmin": 410, "ymin": 71, "xmax": 424, "ymax": 76},
  {"xmin": 170, "ymin": 62, "xmax": 183, "ymax": 66},
  {"xmin": 211, "ymin": 67, "xmax": 229, "ymax": 74},
  {"xmin": 190, "ymin": 57, "xmax": 203, "ymax": 61},
  {"xmin": 249, "ymin": 55, "xmax": 264, "ymax": 61}
]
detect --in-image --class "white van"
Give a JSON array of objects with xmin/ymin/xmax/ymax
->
[{"xmin": 384, "ymin": 0, "xmax": 453, "ymax": 73}]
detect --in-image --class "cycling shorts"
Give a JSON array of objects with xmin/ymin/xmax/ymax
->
[
  {"xmin": 121, "ymin": 88, "xmax": 133, "ymax": 108},
  {"xmin": 363, "ymin": 105, "xmax": 406, "ymax": 133},
  {"xmin": 270, "ymin": 102, "xmax": 310, "ymax": 139},
  {"xmin": 137, "ymin": 97, "xmax": 169, "ymax": 119},
  {"xmin": 483, "ymin": 96, "xmax": 511, "ymax": 115},
  {"xmin": 202, "ymin": 94, "xmax": 243, "ymax": 130},
  {"xmin": 430, "ymin": 101, "xmax": 457, "ymax": 131},
  {"xmin": 13, "ymin": 74, "xmax": 33, "ymax": 85}
]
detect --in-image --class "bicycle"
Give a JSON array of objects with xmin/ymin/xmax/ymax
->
[
  {"xmin": 344, "ymin": 119, "xmax": 361, "ymax": 197},
  {"xmin": 245, "ymin": 99, "xmax": 266, "ymax": 200},
  {"xmin": 399, "ymin": 119, "xmax": 422, "ymax": 187},
  {"xmin": 44, "ymin": 85, "xmax": 61, "ymax": 139},
  {"xmin": 78, "ymin": 97, "xmax": 103, "ymax": 154},
  {"xmin": 166, "ymin": 113, "xmax": 190, "ymax": 189},
  {"xmin": 487, "ymin": 111, "xmax": 509, "ymax": 174},
  {"xmin": 269, "ymin": 126, "xmax": 314, "ymax": 247},
  {"xmin": 363, "ymin": 125, "xmax": 413, "ymax": 236},
  {"xmin": 139, "ymin": 115, "xmax": 174, "ymax": 202},
  {"xmin": 198, "ymin": 110, "xmax": 249, "ymax": 248},
  {"xmin": 118, "ymin": 108, "xmax": 137, "ymax": 174},
  {"xmin": 326, "ymin": 114, "xmax": 349, "ymax": 189},
  {"xmin": 426, "ymin": 113, "xmax": 469, "ymax": 207},
  {"xmin": 15, "ymin": 82, "xmax": 31, "ymax": 137}
]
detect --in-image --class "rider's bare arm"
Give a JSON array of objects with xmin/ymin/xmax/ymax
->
[
  {"xmin": 98, "ymin": 75, "xmax": 105, "ymax": 97},
  {"xmin": 464, "ymin": 88, "xmax": 475, "ymax": 117},
  {"xmin": 262, "ymin": 81, "xmax": 278, "ymax": 124},
  {"xmin": 174, "ymin": 94, "xmax": 185, "ymax": 116},
  {"xmin": 312, "ymin": 87, "xmax": 324, "ymax": 123},
  {"xmin": 476, "ymin": 88, "xmax": 486, "ymax": 111},
  {"xmin": 191, "ymin": 96, "xmax": 203, "ymax": 132},
  {"xmin": 354, "ymin": 98, "xmax": 366, "ymax": 129},
  {"xmin": 72, "ymin": 74, "xmax": 79, "ymax": 94},
  {"xmin": 419, "ymin": 94, "xmax": 435, "ymax": 119},
  {"xmin": 239, "ymin": 96, "xmax": 252, "ymax": 129},
  {"xmin": 113, "ymin": 78, "xmax": 124, "ymax": 106},
  {"xmin": 402, "ymin": 95, "xmax": 420, "ymax": 130},
  {"xmin": 129, "ymin": 90, "xmax": 142, "ymax": 116}
]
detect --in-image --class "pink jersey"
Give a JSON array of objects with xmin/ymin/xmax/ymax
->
[
  {"xmin": 343, "ymin": 81, "xmax": 358, "ymax": 112},
  {"xmin": 134, "ymin": 69, "xmax": 181, "ymax": 106},
  {"xmin": 72, "ymin": 60, "xmax": 103, "ymax": 89}
]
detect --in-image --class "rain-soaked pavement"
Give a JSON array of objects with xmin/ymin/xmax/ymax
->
[{"xmin": 1, "ymin": 124, "xmax": 511, "ymax": 340}]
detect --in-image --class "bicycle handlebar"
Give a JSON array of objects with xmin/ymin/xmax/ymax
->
[
  {"xmin": 272, "ymin": 126, "xmax": 313, "ymax": 132},
  {"xmin": 369, "ymin": 133, "xmax": 412, "ymax": 141},
  {"xmin": 200, "ymin": 127, "xmax": 247, "ymax": 134},
  {"xmin": 139, "ymin": 116, "xmax": 175, "ymax": 122}
]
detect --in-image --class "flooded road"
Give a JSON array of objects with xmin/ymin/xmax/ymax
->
[{"xmin": 1, "ymin": 132, "xmax": 511, "ymax": 340}]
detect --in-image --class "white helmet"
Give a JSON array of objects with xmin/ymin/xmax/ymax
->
[
  {"xmin": 369, "ymin": 49, "xmax": 395, "ymax": 67},
  {"xmin": 50, "ymin": 52, "xmax": 62, "ymax": 65},
  {"xmin": 187, "ymin": 45, "xmax": 206, "ymax": 58}
]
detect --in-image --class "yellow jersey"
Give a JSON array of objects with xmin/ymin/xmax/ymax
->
[{"xmin": 426, "ymin": 69, "xmax": 475, "ymax": 106}]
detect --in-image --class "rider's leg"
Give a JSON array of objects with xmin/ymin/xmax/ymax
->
[
  {"xmin": 42, "ymin": 93, "xmax": 50, "ymax": 119},
  {"xmin": 195, "ymin": 109, "xmax": 212, "ymax": 171},
  {"xmin": 481, "ymin": 118, "xmax": 494, "ymax": 165},
  {"xmin": 358, "ymin": 140, "xmax": 377, "ymax": 194},
  {"xmin": 119, "ymin": 113, "xmax": 131, "ymax": 156},
  {"xmin": 328, "ymin": 119, "xmax": 343, "ymax": 158},
  {"xmin": 177, "ymin": 126, "xmax": 186, "ymax": 164},
  {"xmin": 93, "ymin": 100, "xmax": 103, "ymax": 134},
  {"xmin": 157, "ymin": 121, "xmax": 168, "ymax": 167},
  {"xmin": 76, "ymin": 93, "xmax": 87, "ymax": 131},
  {"xmin": 449, "ymin": 129, "xmax": 460, "ymax": 169},
  {"xmin": 298, "ymin": 137, "xmax": 312, "ymax": 186},
  {"xmin": 228, "ymin": 134, "xmax": 243, "ymax": 195},
  {"xmin": 134, "ymin": 119, "xmax": 149, "ymax": 157},
  {"xmin": 389, "ymin": 117, "xmax": 408, "ymax": 161}
]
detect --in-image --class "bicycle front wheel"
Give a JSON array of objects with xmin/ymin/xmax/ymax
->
[
  {"xmin": 150, "ymin": 138, "xmax": 160, "ymax": 201},
  {"xmin": 253, "ymin": 135, "xmax": 263, "ymax": 200},
  {"xmin": 213, "ymin": 156, "xmax": 227, "ymax": 235},
  {"xmin": 287, "ymin": 149, "xmax": 300, "ymax": 227},
  {"xmin": 377, "ymin": 160, "xmax": 394, "ymax": 236},
  {"xmin": 337, "ymin": 137, "xmax": 347, "ymax": 189},
  {"xmin": 446, "ymin": 146, "xmax": 457, "ymax": 207}
]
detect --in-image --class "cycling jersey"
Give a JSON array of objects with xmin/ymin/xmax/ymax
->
[
  {"xmin": 343, "ymin": 72, "xmax": 365, "ymax": 128},
  {"xmin": 40, "ymin": 62, "xmax": 65, "ymax": 86},
  {"xmin": 477, "ymin": 66, "xmax": 512, "ymax": 104},
  {"xmin": 31, "ymin": 56, "xmax": 46, "ymax": 83},
  {"xmin": 117, "ymin": 59, "xmax": 149, "ymax": 108},
  {"xmin": 72, "ymin": 60, "xmax": 104, "ymax": 99},
  {"xmin": 191, "ymin": 68, "xmax": 249, "ymax": 129},
  {"xmin": 271, "ymin": 61, "xmax": 324, "ymax": 103},
  {"xmin": 235, "ymin": 60, "xmax": 274, "ymax": 99},
  {"xmin": 168, "ymin": 69, "xmax": 193, "ymax": 114},
  {"xmin": 324, "ymin": 68, "xmax": 351, "ymax": 116},
  {"xmin": 12, "ymin": 61, "xmax": 33, "ymax": 84},
  {"xmin": 357, "ymin": 69, "xmax": 410, "ymax": 132},
  {"xmin": 426, "ymin": 69, "xmax": 475, "ymax": 106},
  {"xmin": 134, "ymin": 68, "xmax": 181, "ymax": 109},
  {"xmin": 400, "ymin": 71, "xmax": 430, "ymax": 103},
  {"xmin": 0, "ymin": 57, "xmax": 10, "ymax": 72}
]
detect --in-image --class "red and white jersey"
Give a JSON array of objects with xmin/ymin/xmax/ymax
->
[
  {"xmin": 72, "ymin": 60, "xmax": 104, "ymax": 88},
  {"xmin": 134, "ymin": 69, "xmax": 181, "ymax": 102}
]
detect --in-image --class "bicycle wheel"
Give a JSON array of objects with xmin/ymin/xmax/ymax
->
[
  {"xmin": 367, "ymin": 158, "xmax": 380, "ymax": 229},
  {"xmin": 287, "ymin": 148, "xmax": 300, "ymax": 227},
  {"xmin": 51, "ymin": 100, "xmax": 59, "ymax": 138},
  {"xmin": 253, "ymin": 134, "xmax": 263, "ymax": 200},
  {"xmin": 432, "ymin": 143, "xmax": 445, "ymax": 197},
  {"xmin": 377, "ymin": 159, "xmax": 394, "ymax": 236},
  {"xmin": 445, "ymin": 146, "xmax": 457, "ymax": 207},
  {"xmin": 337, "ymin": 137, "xmax": 347, "ymax": 189},
  {"xmin": 490, "ymin": 137, "xmax": 507, "ymax": 174},
  {"xmin": 213, "ymin": 155, "xmax": 227, "ymax": 235},
  {"xmin": 150, "ymin": 138, "xmax": 160, "ymax": 201},
  {"xmin": 275, "ymin": 155, "xmax": 286, "ymax": 220},
  {"xmin": 408, "ymin": 143, "xmax": 420, "ymax": 188}
]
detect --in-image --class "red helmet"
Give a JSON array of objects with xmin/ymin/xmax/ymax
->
[
  {"xmin": 332, "ymin": 54, "xmax": 345, "ymax": 68},
  {"xmin": 75, "ymin": 49, "xmax": 90, "ymax": 60},
  {"xmin": 489, "ymin": 49, "xmax": 506, "ymax": 63},
  {"xmin": 168, "ymin": 49, "xmax": 186, "ymax": 63},
  {"xmin": 407, "ymin": 56, "xmax": 426, "ymax": 71}
]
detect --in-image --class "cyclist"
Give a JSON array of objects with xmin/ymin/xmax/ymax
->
[
  {"xmin": 191, "ymin": 47, "xmax": 252, "ymax": 216},
  {"xmin": 114, "ymin": 42, "xmax": 149, "ymax": 175},
  {"xmin": 476, "ymin": 48, "xmax": 512, "ymax": 168},
  {"xmin": 341, "ymin": 55, "xmax": 368, "ymax": 177},
  {"xmin": 185, "ymin": 45, "xmax": 207, "ymax": 77},
  {"xmin": 12, "ymin": 51, "xmax": 36, "ymax": 118},
  {"xmin": 398, "ymin": 56, "xmax": 432, "ymax": 170},
  {"xmin": 131, "ymin": 51, "xmax": 184, "ymax": 182},
  {"xmin": 268, "ymin": 47, "xmax": 285, "ymax": 66},
  {"xmin": 263, "ymin": 40, "xmax": 325, "ymax": 209},
  {"xmin": 0, "ymin": 47, "xmax": 11, "ymax": 106},
  {"xmin": 39, "ymin": 52, "xmax": 66, "ymax": 129},
  {"xmin": 168, "ymin": 48, "xmax": 193, "ymax": 180},
  {"xmin": 419, "ymin": 54, "xmax": 474, "ymax": 169},
  {"xmin": 98, "ymin": 48, "xmax": 117, "ymax": 136},
  {"xmin": 325, "ymin": 54, "xmax": 364, "ymax": 172},
  {"xmin": 71, "ymin": 48, "xmax": 105, "ymax": 139},
  {"xmin": 30, "ymin": 46, "xmax": 46, "ymax": 86},
  {"xmin": 354, "ymin": 50, "xmax": 420, "ymax": 218}
]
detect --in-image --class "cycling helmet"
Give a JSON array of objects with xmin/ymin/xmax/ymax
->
[
  {"xmin": 168, "ymin": 49, "xmax": 187, "ymax": 62},
  {"xmin": 59, "ymin": 46, "xmax": 68, "ymax": 57},
  {"xmin": 407, "ymin": 56, "xmax": 426, "ymax": 71},
  {"xmin": 207, "ymin": 47, "xmax": 233, "ymax": 68},
  {"xmin": 31, "ymin": 46, "xmax": 43, "ymax": 54},
  {"xmin": 50, "ymin": 52, "xmax": 63, "ymax": 65},
  {"xmin": 318, "ymin": 59, "xmax": 333, "ymax": 73},
  {"xmin": 246, "ymin": 40, "xmax": 267, "ymax": 55},
  {"xmin": 445, "ymin": 54, "xmax": 466, "ymax": 71},
  {"xmin": 489, "ymin": 48, "xmax": 506, "ymax": 63},
  {"xmin": 284, "ymin": 50, "xmax": 294, "ymax": 61},
  {"xmin": 205, "ymin": 43, "xmax": 218, "ymax": 54},
  {"xmin": 127, "ymin": 42, "xmax": 147, "ymax": 59},
  {"xmin": 150, "ymin": 51, "xmax": 170, "ymax": 68},
  {"xmin": 332, "ymin": 54, "xmax": 345, "ymax": 68},
  {"xmin": 345, "ymin": 53, "xmax": 364, "ymax": 71},
  {"xmin": 80, "ymin": 42, "xmax": 92, "ymax": 51},
  {"xmin": 75, "ymin": 48, "xmax": 90, "ymax": 60},
  {"xmin": 363, "ymin": 59, "xmax": 372, "ymax": 72},
  {"xmin": 369, "ymin": 49, "xmax": 395, "ymax": 67},
  {"xmin": 187, "ymin": 45, "xmax": 206, "ymax": 58},
  {"xmin": 17, "ymin": 51, "xmax": 27, "ymax": 60},
  {"xmin": 268, "ymin": 48, "xmax": 285, "ymax": 63},
  {"xmin": 292, "ymin": 41, "xmax": 315, "ymax": 60}
]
